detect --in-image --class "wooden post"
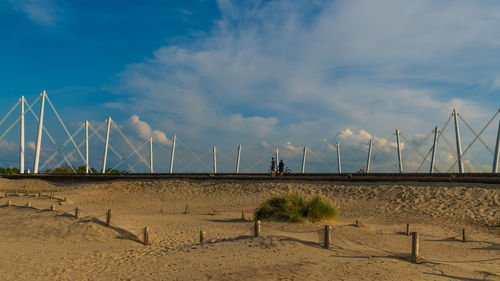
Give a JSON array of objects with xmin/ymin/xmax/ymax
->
[
  {"xmin": 254, "ymin": 220, "xmax": 261, "ymax": 237},
  {"xmin": 50, "ymin": 205, "xmax": 56, "ymax": 211},
  {"xmin": 50, "ymin": 191, "xmax": 54, "ymax": 199},
  {"xmin": 324, "ymin": 225, "xmax": 332, "ymax": 249},
  {"xmin": 241, "ymin": 211, "xmax": 245, "ymax": 220},
  {"xmin": 144, "ymin": 227, "xmax": 151, "ymax": 245},
  {"xmin": 106, "ymin": 209, "xmax": 112, "ymax": 226},
  {"xmin": 462, "ymin": 228, "xmax": 467, "ymax": 242},
  {"xmin": 200, "ymin": 230, "xmax": 206, "ymax": 244},
  {"xmin": 26, "ymin": 202, "xmax": 31, "ymax": 208},
  {"xmin": 406, "ymin": 224, "xmax": 410, "ymax": 236},
  {"xmin": 184, "ymin": 204, "xmax": 188, "ymax": 214},
  {"xmin": 355, "ymin": 220, "xmax": 359, "ymax": 227},
  {"xmin": 7, "ymin": 200, "xmax": 11, "ymax": 206},
  {"xmin": 75, "ymin": 207, "xmax": 80, "ymax": 219},
  {"xmin": 411, "ymin": 232, "xmax": 419, "ymax": 263},
  {"xmin": 38, "ymin": 192, "xmax": 41, "ymax": 197}
]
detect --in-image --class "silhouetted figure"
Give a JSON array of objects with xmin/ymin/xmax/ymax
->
[
  {"xmin": 278, "ymin": 160, "xmax": 284, "ymax": 175},
  {"xmin": 270, "ymin": 157, "xmax": 276, "ymax": 176}
]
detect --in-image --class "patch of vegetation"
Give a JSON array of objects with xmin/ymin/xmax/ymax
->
[
  {"xmin": 45, "ymin": 165, "xmax": 128, "ymax": 174},
  {"xmin": 0, "ymin": 167, "xmax": 19, "ymax": 174},
  {"xmin": 254, "ymin": 193, "xmax": 338, "ymax": 222}
]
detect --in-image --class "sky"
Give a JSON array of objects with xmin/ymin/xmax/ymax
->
[{"xmin": 0, "ymin": 0, "xmax": 500, "ymax": 173}]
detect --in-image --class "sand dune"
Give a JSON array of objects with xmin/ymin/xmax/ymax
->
[{"xmin": 0, "ymin": 178, "xmax": 498, "ymax": 280}]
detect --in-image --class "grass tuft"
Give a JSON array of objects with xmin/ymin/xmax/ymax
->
[{"xmin": 254, "ymin": 193, "xmax": 338, "ymax": 222}]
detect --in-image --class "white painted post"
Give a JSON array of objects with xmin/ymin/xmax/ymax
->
[
  {"xmin": 236, "ymin": 144, "xmax": 242, "ymax": 173},
  {"xmin": 85, "ymin": 121, "xmax": 89, "ymax": 174},
  {"xmin": 213, "ymin": 146, "xmax": 217, "ymax": 173},
  {"xmin": 102, "ymin": 117, "xmax": 111, "ymax": 174},
  {"xmin": 430, "ymin": 127, "xmax": 439, "ymax": 173},
  {"xmin": 275, "ymin": 147, "xmax": 279, "ymax": 167},
  {"xmin": 336, "ymin": 142, "xmax": 341, "ymax": 174},
  {"xmin": 169, "ymin": 134, "xmax": 176, "ymax": 174},
  {"xmin": 19, "ymin": 96, "xmax": 24, "ymax": 174},
  {"xmin": 33, "ymin": 91, "xmax": 46, "ymax": 174},
  {"xmin": 149, "ymin": 137, "xmax": 153, "ymax": 173},
  {"xmin": 453, "ymin": 109, "xmax": 464, "ymax": 173},
  {"xmin": 366, "ymin": 140, "xmax": 373, "ymax": 173},
  {"xmin": 493, "ymin": 120, "xmax": 500, "ymax": 173},
  {"xmin": 395, "ymin": 129, "xmax": 402, "ymax": 173},
  {"xmin": 301, "ymin": 146, "xmax": 307, "ymax": 174}
]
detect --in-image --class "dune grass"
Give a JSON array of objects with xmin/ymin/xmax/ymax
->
[{"xmin": 254, "ymin": 193, "xmax": 338, "ymax": 222}]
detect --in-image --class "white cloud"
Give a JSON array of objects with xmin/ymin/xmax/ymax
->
[
  {"xmin": 9, "ymin": 0, "xmax": 63, "ymax": 26},
  {"xmin": 125, "ymin": 115, "xmax": 170, "ymax": 145}
]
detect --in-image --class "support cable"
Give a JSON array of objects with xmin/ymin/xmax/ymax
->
[
  {"xmin": 40, "ymin": 124, "xmax": 84, "ymax": 171},
  {"xmin": 110, "ymin": 140, "xmax": 149, "ymax": 172},
  {"xmin": 240, "ymin": 147, "xmax": 273, "ymax": 170},
  {"xmin": 111, "ymin": 121, "xmax": 149, "ymax": 167},
  {"xmin": 309, "ymin": 149, "xmax": 336, "ymax": 172},
  {"xmin": 372, "ymin": 144, "xmax": 399, "ymax": 169},
  {"xmin": 242, "ymin": 150, "xmax": 274, "ymax": 173},
  {"xmin": 0, "ymin": 96, "xmax": 41, "ymax": 141},
  {"xmin": 0, "ymin": 99, "xmax": 20, "ymax": 128},
  {"xmin": 458, "ymin": 112, "xmax": 496, "ymax": 154},
  {"xmin": 177, "ymin": 139, "xmax": 212, "ymax": 171}
]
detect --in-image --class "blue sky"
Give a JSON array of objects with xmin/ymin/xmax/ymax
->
[{"xmin": 0, "ymin": 0, "xmax": 499, "ymax": 173}]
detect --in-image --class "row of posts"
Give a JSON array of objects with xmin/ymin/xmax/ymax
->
[{"xmin": 14, "ymin": 92, "xmax": 500, "ymax": 174}]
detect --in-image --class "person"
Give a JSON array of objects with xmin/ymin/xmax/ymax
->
[
  {"xmin": 278, "ymin": 159, "xmax": 284, "ymax": 175},
  {"xmin": 270, "ymin": 157, "xmax": 276, "ymax": 176}
]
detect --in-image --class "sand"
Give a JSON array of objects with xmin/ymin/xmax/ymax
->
[{"xmin": 0, "ymin": 178, "xmax": 498, "ymax": 280}]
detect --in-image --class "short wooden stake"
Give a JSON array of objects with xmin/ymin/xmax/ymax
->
[
  {"xmin": 411, "ymin": 232, "xmax": 419, "ymax": 263},
  {"xmin": 241, "ymin": 211, "xmax": 245, "ymax": 220},
  {"xmin": 462, "ymin": 228, "xmax": 467, "ymax": 242},
  {"xmin": 7, "ymin": 200, "xmax": 11, "ymax": 206},
  {"xmin": 63, "ymin": 197, "xmax": 67, "ymax": 202},
  {"xmin": 50, "ymin": 205, "xmax": 56, "ymax": 211},
  {"xmin": 144, "ymin": 227, "xmax": 151, "ymax": 245},
  {"xmin": 324, "ymin": 225, "xmax": 332, "ymax": 249},
  {"xmin": 355, "ymin": 220, "xmax": 359, "ymax": 227},
  {"xmin": 211, "ymin": 207, "xmax": 216, "ymax": 215},
  {"xmin": 200, "ymin": 230, "xmax": 206, "ymax": 244},
  {"xmin": 38, "ymin": 192, "xmax": 41, "ymax": 197},
  {"xmin": 254, "ymin": 220, "xmax": 261, "ymax": 237},
  {"xmin": 106, "ymin": 209, "xmax": 112, "ymax": 226},
  {"xmin": 26, "ymin": 202, "xmax": 31, "ymax": 208},
  {"xmin": 5, "ymin": 192, "xmax": 8, "ymax": 198},
  {"xmin": 75, "ymin": 207, "xmax": 80, "ymax": 219},
  {"xmin": 184, "ymin": 204, "xmax": 188, "ymax": 214},
  {"xmin": 406, "ymin": 224, "xmax": 410, "ymax": 236},
  {"xmin": 50, "ymin": 191, "xmax": 54, "ymax": 199}
]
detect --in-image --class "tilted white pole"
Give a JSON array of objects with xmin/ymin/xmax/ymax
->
[
  {"xmin": 492, "ymin": 120, "xmax": 500, "ymax": 173},
  {"xmin": 102, "ymin": 117, "xmax": 112, "ymax": 174},
  {"xmin": 169, "ymin": 134, "xmax": 176, "ymax": 174},
  {"xmin": 236, "ymin": 144, "xmax": 242, "ymax": 173},
  {"xmin": 336, "ymin": 142, "xmax": 341, "ymax": 174},
  {"xmin": 19, "ymin": 96, "xmax": 25, "ymax": 174},
  {"xmin": 395, "ymin": 129, "xmax": 402, "ymax": 173},
  {"xmin": 33, "ymin": 91, "xmax": 46, "ymax": 174},
  {"xmin": 149, "ymin": 137, "xmax": 153, "ymax": 173},
  {"xmin": 275, "ymin": 147, "xmax": 279, "ymax": 165},
  {"xmin": 430, "ymin": 127, "xmax": 439, "ymax": 174},
  {"xmin": 213, "ymin": 146, "xmax": 217, "ymax": 173},
  {"xmin": 301, "ymin": 146, "xmax": 307, "ymax": 174},
  {"xmin": 453, "ymin": 109, "xmax": 464, "ymax": 173},
  {"xmin": 366, "ymin": 140, "xmax": 373, "ymax": 173},
  {"xmin": 85, "ymin": 121, "xmax": 89, "ymax": 174}
]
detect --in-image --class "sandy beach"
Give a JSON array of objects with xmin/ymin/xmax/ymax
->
[{"xmin": 0, "ymin": 178, "xmax": 498, "ymax": 280}]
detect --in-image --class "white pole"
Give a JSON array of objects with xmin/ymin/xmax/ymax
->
[
  {"xmin": 149, "ymin": 137, "xmax": 153, "ymax": 173},
  {"xmin": 19, "ymin": 96, "xmax": 25, "ymax": 174},
  {"xmin": 169, "ymin": 134, "xmax": 176, "ymax": 174},
  {"xmin": 236, "ymin": 144, "xmax": 242, "ymax": 173},
  {"xmin": 336, "ymin": 142, "xmax": 341, "ymax": 174},
  {"xmin": 33, "ymin": 91, "xmax": 46, "ymax": 174},
  {"xmin": 102, "ymin": 117, "xmax": 111, "ymax": 174},
  {"xmin": 366, "ymin": 140, "xmax": 372, "ymax": 173},
  {"xmin": 275, "ymin": 147, "xmax": 279, "ymax": 166},
  {"xmin": 492, "ymin": 120, "xmax": 500, "ymax": 173},
  {"xmin": 396, "ymin": 129, "xmax": 402, "ymax": 173},
  {"xmin": 85, "ymin": 121, "xmax": 89, "ymax": 173},
  {"xmin": 453, "ymin": 109, "xmax": 464, "ymax": 173},
  {"xmin": 301, "ymin": 146, "xmax": 307, "ymax": 174},
  {"xmin": 213, "ymin": 146, "xmax": 217, "ymax": 173},
  {"xmin": 430, "ymin": 127, "xmax": 439, "ymax": 173}
]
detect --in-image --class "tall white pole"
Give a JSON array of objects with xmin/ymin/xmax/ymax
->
[
  {"xmin": 492, "ymin": 120, "xmax": 500, "ymax": 173},
  {"xmin": 213, "ymin": 146, "xmax": 217, "ymax": 173},
  {"xmin": 275, "ymin": 147, "xmax": 279, "ymax": 166},
  {"xmin": 19, "ymin": 96, "xmax": 25, "ymax": 174},
  {"xmin": 301, "ymin": 146, "xmax": 307, "ymax": 174},
  {"xmin": 33, "ymin": 91, "xmax": 46, "ymax": 174},
  {"xmin": 102, "ymin": 117, "xmax": 111, "ymax": 174},
  {"xmin": 453, "ymin": 109, "xmax": 464, "ymax": 173},
  {"xmin": 149, "ymin": 137, "xmax": 153, "ymax": 173},
  {"xmin": 395, "ymin": 129, "xmax": 402, "ymax": 173},
  {"xmin": 236, "ymin": 144, "xmax": 242, "ymax": 173},
  {"xmin": 336, "ymin": 142, "xmax": 341, "ymax": 174},
  {"xmin": 366, "ymin": 140, "xmax": 373, "ymax": 173},
  {"xmin": 169, "ymin": 134, "xmax": 176, "ymax": 174},
  {"xmin": 85, "ymin": 121, "xmax": 89, "ymax": 174},
  {"xmin": 430, "ymin": 127, "xmax": 439, "ymax": 174}
]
